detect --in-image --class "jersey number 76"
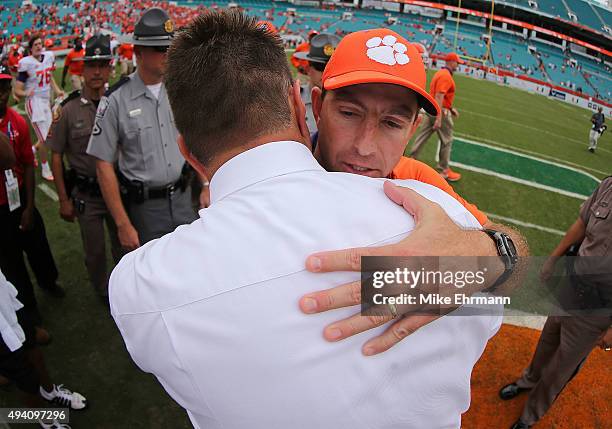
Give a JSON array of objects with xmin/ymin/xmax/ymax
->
[{"xmin": 36, "ymin": 67, "xmax": 53, "ymax": 87}]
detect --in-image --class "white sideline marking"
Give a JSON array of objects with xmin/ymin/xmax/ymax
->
[
  {"xmin": 435, "ymin": 137, "xmax": 594, "ymax": 200},
  {"xmin": 455, "ymin": 132, "xmax": 610, "ymax": 176},
  {"xmin": 485, "ymin": 212, "xmax": 565, "ymax": 236},
  {"xmin": 454, "ymin": 136, "xmax": 602, "ymax": 183},
  {"xmin": 459, "ymin": 109, "xmax": 612, "ymax": 155},
  {"xmin": 449, "ymin": 161, "xmax": 589, "ymax": 200},
  {"xmin": 503, "ymin": 308, "xmax": 546, "ymax": 330},
  {"xmin": 455, "ymin": 95, "xmax": 585, "ymax": 127},
  {"xmin": 38, "ymin": 183, "xmax": 58, "ymax": 202}
]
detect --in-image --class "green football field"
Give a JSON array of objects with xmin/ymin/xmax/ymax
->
[{"xmin": 1, "ymin": 62, "xmax": 610, "ymax": 428}]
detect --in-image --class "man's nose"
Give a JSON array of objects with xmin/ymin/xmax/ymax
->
[{"xmin": 354, "ymin": 122, "xmax": 378, "ymax": 157}]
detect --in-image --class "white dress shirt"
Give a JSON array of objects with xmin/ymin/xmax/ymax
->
[
  {"xmin": 0, "ymin": 270, "xmax": 25, "ymax": 352},
  {"xmin": 110, "ymin": 141, "xmax": 502, "ymax": 429}
]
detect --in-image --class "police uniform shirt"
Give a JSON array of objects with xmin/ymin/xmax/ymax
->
[
  {"xmin": 86, "ymin": 72, "xmax": 183, "ymax": 188},
  {"xmin": 576, "ymin": 176, "xmax": 612, "ymax": 299},
  {"xmin": 300, "ymin": 85, "xmax": 317, "ymax": 132},
  {"xmin": 47, "ymin": 91, "xmax": 98, "ymax": 178}
]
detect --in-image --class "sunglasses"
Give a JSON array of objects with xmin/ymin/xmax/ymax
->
[
  {"xmin": 152, "ymin": 45, "xmax": 169, "ymax": 53},
  {"xmin": 309, "ymin": 61, "xmax": 326, "ymax": 72}
]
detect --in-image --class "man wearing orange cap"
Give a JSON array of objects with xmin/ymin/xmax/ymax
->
[
  {"xmin": 302, "ymin": 29, "xmax": 527, "ymax": 355},
  {"xmin": 410, "ymin": 52, "xmax": 463, "ymax": 182},
  {"xmin": 310, "ymin": 33, "xmax": 487, "ymax": 224}
]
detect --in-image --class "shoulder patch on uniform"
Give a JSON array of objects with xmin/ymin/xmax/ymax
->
[
  {"xmin": 95, "ymin": 96, "xmax": 110, "ymax": 120},
  {"xmin": 60, "ymin": 90, "xmax": 81, "ymax": 107},
  {"xmin": 104, "ymin": 76, "xmax": 130, "ymax": 97}
]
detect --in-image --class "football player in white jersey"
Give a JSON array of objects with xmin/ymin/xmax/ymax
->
[{"xmin": 13, "ymin": 34, "xmax": 64, "ymax": 180}]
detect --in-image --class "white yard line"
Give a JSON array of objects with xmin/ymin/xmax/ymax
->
[
  {"xmin": 503, "ymin": 308, "xmax": 547, "ymax": 330},
  {"xmin": 455, "ymin": 132, "xmax": 610, "ymax": 176},
  {"xmin": 435, "ymin": 137, "xmax": 595, "ymax": 199},
  {"xmin": 37, "ymin": 183, "xmax": 58, "ymax": 202},
  {"xmin": 454, "ymin": 136, "xmax": 602, "ymax": 183},
  {"xmin": 454, "ymin": 95, "xmax": 586, "ymax": 127},
  {"xmin": 449, "ymin": 161, "xmax": 589, "ymax": 200},
  {"xmin": 459, "ymin": 109, "xmax": 612, "ymax": 155},
  {"xmin": 484, "ymin": 212, "xmax": 565, "ymax": 236}
]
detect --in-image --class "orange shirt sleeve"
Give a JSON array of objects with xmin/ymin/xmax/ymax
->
[
  {"xmin": 391, "ymin": 157, "xmax": 488, "ymax": 226},
  {"xmin": 432, "ymin": 72, "xmax": 452, "ymax": 96}
]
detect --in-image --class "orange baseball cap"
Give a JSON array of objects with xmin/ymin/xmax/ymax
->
[
  {"xmin": 444, "ymin": 52, "xmax": 464, "ymax": 64},
  {"xmin": 322, "ymin": 29, "xmax": 439, "ymax": 116}
]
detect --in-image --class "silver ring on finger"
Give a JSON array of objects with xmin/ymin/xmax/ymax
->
[{"xmin": 387, "ymin": 302, "xmax": 398, "ymax": 319}]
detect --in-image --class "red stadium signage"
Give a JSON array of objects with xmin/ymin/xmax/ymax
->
[{"xmin": 400, "ymin": 0, "xmax": 612, "ymax": 57}]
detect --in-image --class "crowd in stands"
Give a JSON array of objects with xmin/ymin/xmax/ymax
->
[{"xmin": 0, "ymin": 0, "xmax": 608, "ymax": 101}]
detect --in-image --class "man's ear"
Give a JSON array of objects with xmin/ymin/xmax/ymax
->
[
  {"xmin": 290, "ymin": 79, "xmax": 310, "ymax": 143},
  {"xmin": 177, "ymin": 134, "xmax": 208, "ymax": 180},
  {"xmin": 311, "ymin": 86, "xmax": 323, "ymax": 123}
]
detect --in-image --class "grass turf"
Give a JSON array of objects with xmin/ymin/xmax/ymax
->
[{"xmin": 0, "ymin": 60, "xmax": 610, "ymax": 427}]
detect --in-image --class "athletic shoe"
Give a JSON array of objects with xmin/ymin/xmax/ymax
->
[
  {"xmin": 41, "ymin": 161, "xmax": 54, "ymax": 181},
  {"xmin": 441, "ymin": 168, "xmax": 461, "ymax": 182},
  {"xmin": 39, "ymin": 419, "xmax": 71, "ymax": 429},
  {"xmin": 499, "ymin": 382, "xmax": 530, "ymax": 400},
  {"xmin": 588, "ymin": 147, "xmax": 595, "ymax": 153},
  {"xmin": 40, "ymin": 384, "xmax": 88, "ymax": 410}
]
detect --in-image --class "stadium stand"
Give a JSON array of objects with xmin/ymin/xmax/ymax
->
[
  {"xmin": 0, "ymin": 0, "xmax": 609, "ymax": 102},
  {"xmin": 566, "ymin": 0, "xmax": 602, "ymax": 29}
]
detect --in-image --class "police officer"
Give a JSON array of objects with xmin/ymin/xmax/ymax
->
[
  {"xmin": 500, "ymin": 176, "xmax": 612, "ymax": 429},
  {"xmin": 48, "ymin": 34, "xmax": 123, "ymax": 298},
  {"xmin": 293, "ymin": 33, "xmax": 340, "ymax": 132},
  {"xmin": 86, "ymin": 8, "xmax": 200, "ymax": 250}
]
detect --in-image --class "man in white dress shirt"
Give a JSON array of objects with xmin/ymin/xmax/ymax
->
[{"xmin": 110, "ymin": 11, "xmax": 502, "ymax": 428}]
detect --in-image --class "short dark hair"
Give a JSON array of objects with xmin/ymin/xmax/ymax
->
[
  {"xmin": 165, "ymin": 10, "xmax": 294, "ymax": 165},
  {"xmin": 28, "ymin": 34, "xmax": 42, "ymax": 50}
]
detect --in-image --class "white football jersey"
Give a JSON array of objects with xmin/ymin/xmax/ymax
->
[{"xmin": 18, "ymin": 51, "xmax": 55, "ymax": 99}]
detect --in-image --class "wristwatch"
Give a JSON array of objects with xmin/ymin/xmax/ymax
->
[{"xmin": 483, "ymin": 229, "xmax": 518, "ymax": 293}]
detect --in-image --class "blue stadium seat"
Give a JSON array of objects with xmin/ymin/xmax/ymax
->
[{"xmin": 565, "ymin": 0, "xmax": 605, "ymax": 31}]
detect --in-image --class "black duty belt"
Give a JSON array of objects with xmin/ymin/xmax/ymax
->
[
  {"xmin": 66, "ymin": 169, "xmax": 102, "ymax": 197},
  {"xmin": 117, "ymin": 164, "xmax": 192, "ymax": 204},
  {"xmin": 146, "ymin": 177, "xmax": 186, "ymax": 199}
]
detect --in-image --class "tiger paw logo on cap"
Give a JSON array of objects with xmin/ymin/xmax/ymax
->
[{"xmin": 366, "ymin": 35, "xmax": 409, "ymax": 66}]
